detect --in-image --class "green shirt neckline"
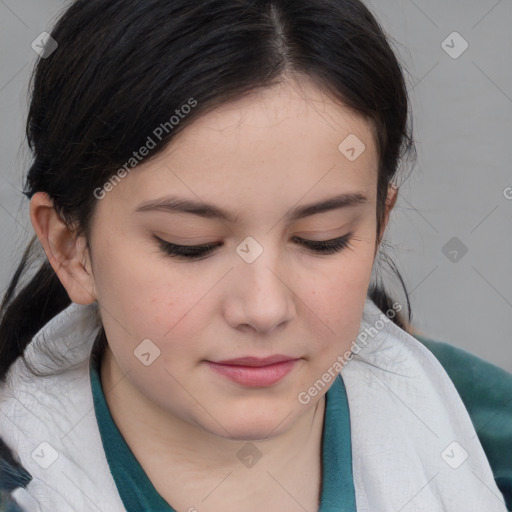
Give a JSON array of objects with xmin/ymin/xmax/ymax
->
[{"xmin": 89, "ymin": 355, "xmax": 356, "ymax": 512}]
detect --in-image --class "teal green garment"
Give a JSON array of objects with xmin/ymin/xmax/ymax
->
[
  {"xmin": 1, "ymin": 334, "xmax": 511, "ymax": 510},
  {"xmin": 89, "ymin": 339, "xmax": 512, "ymax": 511},
  {"xmin": 414, "ymin": 334, "xmax": 512, "ymax": 511},
  {"xmin": 89, "ymin": 355, "xmax": 356, "ymax": 511}
]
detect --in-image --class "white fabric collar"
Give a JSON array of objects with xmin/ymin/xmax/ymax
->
[{"xmin": 0, "ymin": 299, "xmax": 507, "ymax": 511}]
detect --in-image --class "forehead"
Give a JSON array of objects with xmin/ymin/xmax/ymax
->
[{"xmin": 102, "ymin": 77, "xmax": 378, "ymax": 218}]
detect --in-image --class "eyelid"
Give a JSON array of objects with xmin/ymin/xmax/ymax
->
[
  {"xmin": 153, "ymin": 233, "xmax": 349, "ymax": 246},
  {"xmin": 154, "ymin": 223, "xmax": 351, "ymax": 244},
  {"xmin": 153, "ymin": 233, "xmax": 353, "ymax": 260}
]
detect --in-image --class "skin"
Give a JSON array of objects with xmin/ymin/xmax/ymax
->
[{"xmin": 30, "ymin": 76, "xmax": 397, "ymax": 512}]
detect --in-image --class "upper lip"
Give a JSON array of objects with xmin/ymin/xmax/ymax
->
[{"xmin": 210, "ymin": 355, "xmax": 299, "ymax": 367}]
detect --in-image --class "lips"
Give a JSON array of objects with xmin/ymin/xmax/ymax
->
[
  {"xmin": 206, "ymin": 355, "xmax": 300, "ymax": 387},
  {"xmin": 213, "ymin": 355, "xmax": 298, "ymax": 367}
]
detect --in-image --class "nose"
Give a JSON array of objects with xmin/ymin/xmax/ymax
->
[{"xmin": 223, "ymin": 251, "xmax": 296, "ymax": 334}]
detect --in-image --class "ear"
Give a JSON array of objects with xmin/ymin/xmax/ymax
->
[
  {"xmin": 377, "ymin": 183, "xmax": 398, "ymax": 247},
  {"xmin": 29, "ymin": 192, "xmax": 97, "ymax": 305}
]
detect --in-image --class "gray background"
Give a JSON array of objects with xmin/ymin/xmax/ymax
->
[{"xmin": 1, "ymin": 0, "xmax": 511, "ymax": 371}]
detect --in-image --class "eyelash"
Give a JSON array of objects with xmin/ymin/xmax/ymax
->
[{"xmin": 154, "ymin": 234, "xmax": 353, "ymax": 260}]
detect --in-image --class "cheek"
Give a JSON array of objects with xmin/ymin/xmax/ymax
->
[
  {"xmin": 298, "ymin": 247, "xmax": 375, "ymax": 355},
  {"xmin": 92, "ymin": 233, "xmax": 219, "ymax": 361},
  {"xmin": 90, "ymin": 232, "xmax": 182, "ymax": 342}
]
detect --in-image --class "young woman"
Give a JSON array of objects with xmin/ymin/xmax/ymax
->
[{"xmin": 0, "ymin": 1, "xmax": 510, "ymax": 511}]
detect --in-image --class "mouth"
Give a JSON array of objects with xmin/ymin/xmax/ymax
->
[
  {"xmin": 206, "ymin": 355, "xmax": 301, "ymax": 387},
  {"xmin": 213, "ymin": 354, "xmax": 299, "ymax": 366}
]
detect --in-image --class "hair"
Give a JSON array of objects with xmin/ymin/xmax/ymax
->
[{"xmin": 0, "ymin": 0, "xmax": 416, "ymax": 382}]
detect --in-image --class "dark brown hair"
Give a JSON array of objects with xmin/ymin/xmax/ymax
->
[{"xmin": 0, "ymin": 0, "xmax": 416, "ymax": 381}]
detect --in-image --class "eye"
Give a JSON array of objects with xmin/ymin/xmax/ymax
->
[
  {"xmin": 155, "ymin": 236, "xmax": 222, "ymax": 261},
  {"xmin": 154, "ymin": 233, "xmax": 353, "ymax": 261},
  {"xmin": 291, "ymin": 233, "xmax": 353, "ymax": 254}
]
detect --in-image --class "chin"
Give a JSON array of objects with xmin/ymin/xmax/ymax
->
[{"xmin": 206, "ymin": 410, "xmax": 297, "ymax": 443}]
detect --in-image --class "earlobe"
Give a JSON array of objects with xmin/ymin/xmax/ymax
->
[{"xmin": 29, "ymin": 191, "xmax": 97, "ymax": 305}]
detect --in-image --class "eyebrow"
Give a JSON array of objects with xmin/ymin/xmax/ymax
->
[{"xmin": 135, "ymin": 192, "xmax": 368, "ymax": 223}]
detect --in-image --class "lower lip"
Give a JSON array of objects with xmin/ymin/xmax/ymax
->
[{"xmin": 206, "ymin": 360, "xmax": 299, "ymax": 387}]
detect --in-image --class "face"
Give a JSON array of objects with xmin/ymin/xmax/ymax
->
[{"xmin": 86, "ymin": 77, "xmax": 389, "ymax": 440}]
